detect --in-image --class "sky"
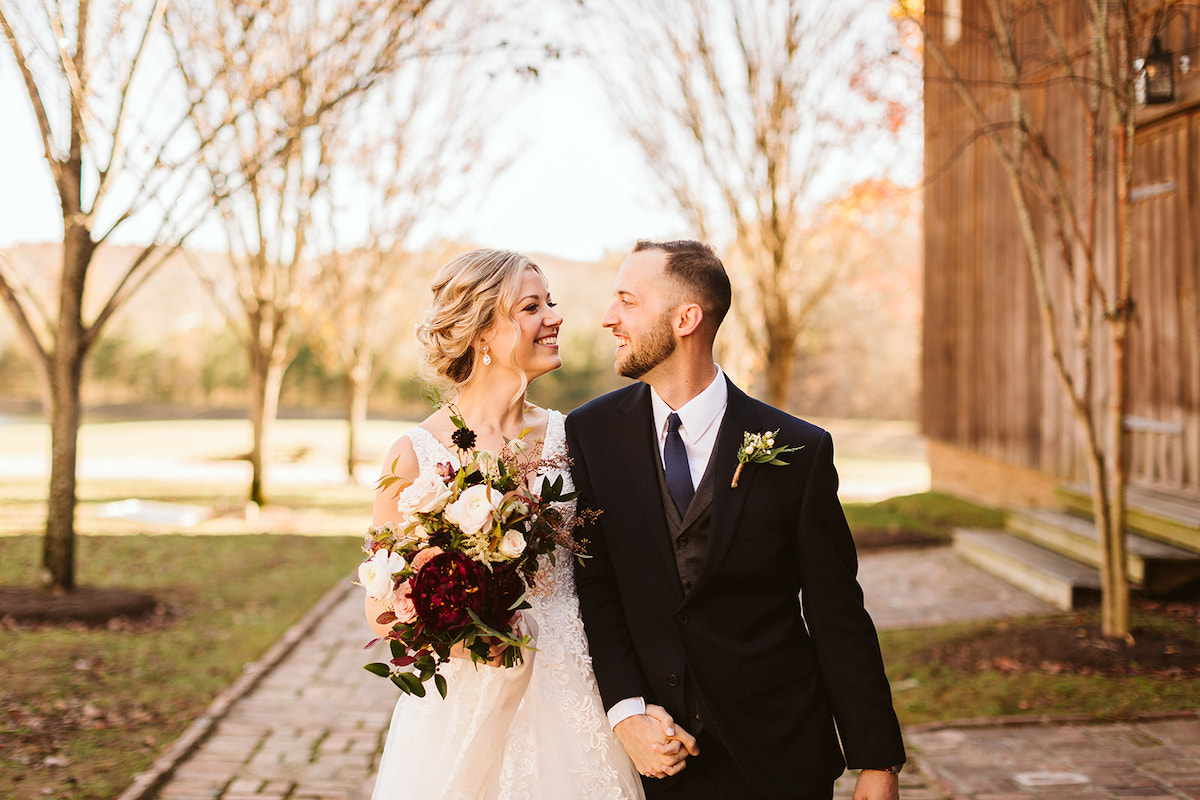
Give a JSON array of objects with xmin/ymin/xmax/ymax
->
[{"xmin": 0, "ymin": 50, "xmax": 686, "ymax": 263}]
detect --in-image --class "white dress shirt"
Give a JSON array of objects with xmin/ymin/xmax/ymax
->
[{"xmin": 606, "ymin": 365, "xmax": 729, "ymax": 730}]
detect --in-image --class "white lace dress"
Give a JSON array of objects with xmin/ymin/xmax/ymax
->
[{"xmin": 369, "ymin": 411, "xmax": 645, "ymax": 800}]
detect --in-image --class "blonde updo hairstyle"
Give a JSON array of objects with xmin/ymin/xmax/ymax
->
[{"xmin": 414, "ymin": 249, "xmax": 545, "ymax": 395}]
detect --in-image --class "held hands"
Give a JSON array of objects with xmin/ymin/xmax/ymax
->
[
  {"xmin": 853, "ymin": 769, "xmax": 900, "ymax": 800},
  {"xmin": 613, "ymin": 704, "xmax": 699, "ymax": 779}
]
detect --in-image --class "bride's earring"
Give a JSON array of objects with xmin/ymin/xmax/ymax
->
[{"xmin": 481, "ymin": 344, "xmax": 491, "ymax": 366}]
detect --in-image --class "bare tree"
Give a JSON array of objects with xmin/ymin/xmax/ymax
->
[
  {"xmin": 311, "ymin": 54, "xmax": 502, "ymax": 481},
  {"xmin": 902, "ymin": 0, "xmax": 1183, "ymax": 638},
  {"xmin": 0, "ymin": 0, "xmax": 263, "ymax": 591},
  {"xmin": 170, "ymin": 0, "xmax": 442, "ymax": 505},
  {"xmin": 583, "ymin": 0, "xmax": 919, "ymax": 407}
]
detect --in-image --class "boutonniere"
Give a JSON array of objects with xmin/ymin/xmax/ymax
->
[{"xmin": 731, "ymin": 429, "xmax": 803, "ymax": 488}]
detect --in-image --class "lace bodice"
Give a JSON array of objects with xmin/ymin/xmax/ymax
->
[{"xmin": 371, "ymin": 410, "xmax": 643, "ymax": 800}]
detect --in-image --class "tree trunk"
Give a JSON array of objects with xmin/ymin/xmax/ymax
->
[
  {"xmin": 345, "ymin": 361, "xmax": 371, "ymax": 482},
  {"xmin": 42, "ymin": 222, "xmax": 94, "ymax": 591},
  {"xmin": 43, "ymin": 346, "xmax": 84, "ymax": 592},
  {"xmin": 248, "ymin": 343, "xmax": 287, "ymax": 506},
  {"xmin": 1102, "ymin": 323, "xmax": 1131, "ymax": 639},
  {"xmin": 763, "ymin": 310, "xmax": 797, "ymax": 410},
  {"xmin": 1101, "ymin": 102, "xmax": 1135, "ymax": 639}
]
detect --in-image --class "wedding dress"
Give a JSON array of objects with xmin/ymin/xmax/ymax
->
[{"xmin": 369, "ymin": 410, "xmax": 645, "ymax": 800}]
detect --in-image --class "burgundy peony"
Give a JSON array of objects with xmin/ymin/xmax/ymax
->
[
  {"xmin": 479, "ymin": 562, "xmax": 525, "ymax": 630},
  {"xmin": 410, "ymin": 551, "xmax": 488, "ymax": 632}
]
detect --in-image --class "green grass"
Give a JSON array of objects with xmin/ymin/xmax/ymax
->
[
  {"xmin": 844, "ymin": 491, "xmax": 1005, "ymax": 540},
  {"xmin": 0, "ymin": 533, "xmax": 362, "ymax": 800}
]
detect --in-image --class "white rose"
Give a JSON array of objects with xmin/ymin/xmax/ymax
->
[
  {"xmin": 358, "ymin": 548, "xmax": 407, "ymax": 599},
  {"xmin": 397, "ymin": 473, "xmax": 452, "ymax": 515},
  {"xmin": 443, "ymin": 484, "xmax": 499, "ymax": 536},
  {"xmin": 498, "ymin": 529, "xmax": 527, "ymax": 559}
]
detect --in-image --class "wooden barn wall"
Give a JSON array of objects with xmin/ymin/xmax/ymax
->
[{"xmin": 921, "ymin": 0, "xmax": 1200, "ymax": 498}]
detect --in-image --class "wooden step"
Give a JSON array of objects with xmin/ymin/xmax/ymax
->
[
  {"xmin": 953, "ymin": 528, "xmax": 1100, "ymax": 610},
  {"xmin": 1057, "ymin": 484, "xmax": 1200, "ymax": 552},
  {"xmin": 1008, "ymin": 509, "xmax": 1200, "ymax": 594}
]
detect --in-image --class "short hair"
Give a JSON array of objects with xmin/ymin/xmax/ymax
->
[
  {"xmin": 633, "ymin": 239, "xmax": 731, "ymax": 331},
  {"xmin": 414, "ymin": 249, "xmax": 544, "ymax": 386}
]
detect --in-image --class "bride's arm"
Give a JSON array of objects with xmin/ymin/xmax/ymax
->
[{"xmin": 364, "ymin": 436, "xmax": 419, "ymax": 638}]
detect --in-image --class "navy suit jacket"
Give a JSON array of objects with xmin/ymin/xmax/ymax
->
[{"xmin": 566, "ymin": 378, "xmax": 905, "ymax": 796}]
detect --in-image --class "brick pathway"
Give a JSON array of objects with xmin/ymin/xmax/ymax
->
[
  {"xmin": 147, "ymin": 585, "xmax": 384, "ymax": 800},
  {"xmin": 906, "ymin": 717, "xmax": 1200, "ymax": 800}
]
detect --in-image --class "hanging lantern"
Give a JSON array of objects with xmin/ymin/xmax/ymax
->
[{"xmin": 1143, "ymin": 36, "xmax": 1175, "ymax": 105}]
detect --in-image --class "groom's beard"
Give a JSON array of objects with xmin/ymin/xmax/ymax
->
[{"xmin": 616, "ymin": 312, "xmax": 676, "ymax": 379}]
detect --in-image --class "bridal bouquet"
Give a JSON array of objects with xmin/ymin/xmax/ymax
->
[{"xmin": 359, "ymin": 414, "xmax": 582, "ymax": 699}]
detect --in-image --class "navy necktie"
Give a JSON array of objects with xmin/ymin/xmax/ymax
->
[{"xmin": 664, "ymin": 412, "xmax": 694, "ymax": 516}]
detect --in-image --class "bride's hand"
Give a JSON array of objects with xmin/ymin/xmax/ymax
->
[{"xmin": 449, "ymin": 637, "xmax": 509, "ymax": 666}]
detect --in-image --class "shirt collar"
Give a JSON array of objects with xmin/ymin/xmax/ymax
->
[{"xmin": 650, "ymin": 365, "xmax": 728, "ymax": 443}]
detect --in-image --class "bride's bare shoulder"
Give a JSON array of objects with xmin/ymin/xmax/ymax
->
[{"xmin": 379, "ymin": 435, "xmax": 419, "ymax": 483}]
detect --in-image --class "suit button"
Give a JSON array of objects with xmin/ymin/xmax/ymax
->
[
  {"xmin": 667, "ymin": 674, "xmax": 681, "ymax": 687},
  {"xmin": 677, "ymin": 535, "xmax": 689, "ymax": 547},
  {"xmin": 681, "ymin": 580, "xmax": 693, "ymax": 591},
  {"xmin": 675, "ymin": 612, "xmax": 687, "ymax": 625}
]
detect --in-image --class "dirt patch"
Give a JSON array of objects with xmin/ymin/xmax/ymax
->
[
  {"xmin": 854, "ymin": 527, "xmax": 946, "ymax": 551},
  {"xmin": 926, "ymin": 599, "xmax": 1200, "ymax": 677},
  {"xmin": 0, "ymin": 586, "xmax": 161, "ymax": 627}
]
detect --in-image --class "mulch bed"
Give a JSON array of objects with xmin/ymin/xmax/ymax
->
[
  {"xmin": 925, "ymin": 599, "xmax": 1200, "ymax": 677},
  {"xmin": 0, "ymin": 586, "xmax": 162, "ymax": 628},
  {"xmin": 854, "ymin": 528, "xmax": 946, "ymax": 551}
]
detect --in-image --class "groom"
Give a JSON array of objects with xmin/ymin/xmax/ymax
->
[{"xmin": 565, "ymin": 240, "xmax": 905, "ymax": 800}]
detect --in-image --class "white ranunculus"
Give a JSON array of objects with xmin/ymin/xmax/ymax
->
[
  {"xmin": 498, "ymin": 529, "xmax": 527, "ymax": 559},
  {"xmin": 397, "ymin": 473, "xmax": 452, "ymax": 515},
  {"xmin": 358, "ymin": 548, "xmax": 407, "ymax": 599},
  {"xmin": 443, "ymin": 484, "xmax": 500, "ymax": 536}
]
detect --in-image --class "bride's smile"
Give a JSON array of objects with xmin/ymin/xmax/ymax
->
[{"xmin": 479, "ymin": 268, "xmax": 564, "ymax": 381}]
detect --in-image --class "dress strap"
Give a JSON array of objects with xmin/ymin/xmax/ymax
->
[{"xmin": 404, "ymin": 427, "xmax": 459, "ymax": 474}]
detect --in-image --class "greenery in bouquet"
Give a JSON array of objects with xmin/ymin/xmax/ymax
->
[{"xmin": 359, "ymin": 412, "xmax": 584, "ymax": 699}]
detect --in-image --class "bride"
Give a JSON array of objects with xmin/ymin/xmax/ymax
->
[{"xmin": 365, "ymin": 249, "xmax": 646, "ymax": 800}]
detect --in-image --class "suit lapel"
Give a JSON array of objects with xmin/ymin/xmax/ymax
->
[
  {"xmin": 692, "ymin": 378, "xmax": 763, "ymax": 596},
  {"xmin": 614, "ymin": 385, "xmax": 680, "ymax": 588}
]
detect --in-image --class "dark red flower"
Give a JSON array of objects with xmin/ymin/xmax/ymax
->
[
  {"xmin": 479, "ymin": 562, "xmax": 525, "ymax": 630},
  {"xmin": 410, "ymin": 551, "xmax": 488, "ymax": 632},
  {"xmin": 450, "ymin": 426, "xmax": 477, "ymax": 451}
]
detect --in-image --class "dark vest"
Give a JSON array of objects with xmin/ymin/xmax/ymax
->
[
  {"xmin": 654, "ymin": 444, "xmax": 716, "ymax": 592},
  {"xmin": 654, "ymin": 439, "xmax": 721, "ymax": 740}
]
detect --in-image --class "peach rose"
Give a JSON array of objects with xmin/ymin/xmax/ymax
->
[
  {"xmin": 410, "ymin": 546, "xmax": 444, "ymax": 572},
  {"xmin": 391, "ymin": 580, "xmax": 418, "ymax": 624},
  {"xmin": 498, "ymin": 529, "xmax": 527, "ymax": 559}
]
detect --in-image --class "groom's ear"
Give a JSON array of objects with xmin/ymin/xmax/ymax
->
[{"xmin": 674, "ymin": 303, "xmax": 705, "ymax": 338}]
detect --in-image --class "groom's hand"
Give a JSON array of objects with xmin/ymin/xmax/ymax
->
[{"xmin": 614, "ymin": 704, "xmax": 699, "ymax": 778}]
